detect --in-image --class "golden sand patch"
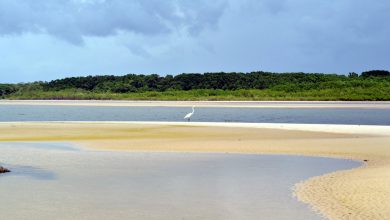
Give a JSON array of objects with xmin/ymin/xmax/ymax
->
[{"xmin": 1, "ymin": 122, "xmax": 390, "ymax": 220}]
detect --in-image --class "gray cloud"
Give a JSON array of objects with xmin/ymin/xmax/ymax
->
[
  {"xmin": 0, "ymin": 0, "xmax": 227, "ymax": 44},
  {"xmin": 208, "ymin": 0, "xmax": 390, "ymax": 73},
  {"xmin": 0, "ymin": 0, "xmax": 389, "ymax": 83}
]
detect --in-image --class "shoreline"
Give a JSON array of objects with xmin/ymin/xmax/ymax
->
[
  {"xmin": 1, "ymin": 100, "xmax": 390, "ymax": 109},
  {"xmin": 2, "ymin": 121, "xmax": 390, "ymax": 136},
  {"xmin": 1, "ymin": 121, "xmax": 390, "ymax": 219}
]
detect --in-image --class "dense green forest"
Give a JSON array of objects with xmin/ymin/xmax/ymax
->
[{"xmin": 1, "ymin": 70, "xmax": 390, "ymax": 101}]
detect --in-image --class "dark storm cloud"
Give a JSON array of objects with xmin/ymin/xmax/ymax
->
[
  {"xmin": 0, "ymin": 0, "xmax": 227, "ymax": 44},
  {"xmin": 215, "ymin": 0, "xmax": 390, "ymax": 73},
  {"xmin": 0, "ymin": 0, "xmax": 389, "ymax": 83}
]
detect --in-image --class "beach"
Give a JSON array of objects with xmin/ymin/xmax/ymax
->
[
  {"xmin": 1, "ymin": 100, "xmax": 390, "ymax": 109},
  {"xmin": 1, "ymin": 121, "xmax": 390, "ymax": 219}
]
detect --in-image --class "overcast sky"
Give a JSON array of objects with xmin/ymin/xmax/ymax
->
[{"xmin": 0, "ymin": 0, "xmax": 389, "ymax": 83}]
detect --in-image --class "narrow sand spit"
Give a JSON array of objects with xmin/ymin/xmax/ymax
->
[
  {"xmin": 1, "ymin": 100, "xmax": 390, "ymax": 109},
  {"xmin": 1, "ymin": 121, "xmax": 390, "ymax": 220}
]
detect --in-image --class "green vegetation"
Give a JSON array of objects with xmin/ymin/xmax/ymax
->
[{"xmin": 2, "ymin": 70, "xmax": 390, "ymax": 101}]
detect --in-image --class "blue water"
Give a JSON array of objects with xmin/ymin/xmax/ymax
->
[{"xmin": 0, "ymin": 105, "xmax": 389, "ymax": 125}]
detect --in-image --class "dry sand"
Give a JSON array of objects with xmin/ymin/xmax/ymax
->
[
  {"xmin": 1, "ymin": 121, "xmax": 390, "ymax": 220},
  {"xmin": 1, "ymin": 100, "xmax": 390, "ymax": 109}
]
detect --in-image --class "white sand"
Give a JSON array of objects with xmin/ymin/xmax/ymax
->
[{"xmin": 1, "ymin": 100, "xmax": 390, "ymax": 109}]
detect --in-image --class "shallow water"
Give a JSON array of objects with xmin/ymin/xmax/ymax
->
[
  {"xmin": 0, "ymin": 105, "xmax": 389, "ymax": 125},
  {"xmin": 0, "ymin": 142, "xmax": 360, "ymax": 220}
]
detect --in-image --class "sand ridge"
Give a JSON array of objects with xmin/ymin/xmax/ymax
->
[
  {"xmin": 1, "ymin": 121, "xmax": 390, "ymax": 220},
  {"xmin": 1, "ymin": 100, "xmax": 390, "ymax": 109}
]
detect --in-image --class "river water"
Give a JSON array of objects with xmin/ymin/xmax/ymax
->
[{"xmin": 0, "ymin": 104, "xmax": 389, "ymax": 125}]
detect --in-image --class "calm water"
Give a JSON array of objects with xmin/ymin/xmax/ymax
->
[
  {"xmin": 0, "ymin": 105, "xmax": 390, "ymax": 125},
  {"xmin": 0, "ymin": 142, "xmax": 360, "ymax": 220}
]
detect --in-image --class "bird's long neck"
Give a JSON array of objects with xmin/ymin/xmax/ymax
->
[{"xmin": 191, "ymin": 106, "xmax": 195, "ymax": 113}]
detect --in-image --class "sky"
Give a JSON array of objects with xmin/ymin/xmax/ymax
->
[{"xmin": 0, "ymin": 0, "xmax": 389, "ymax": 83}]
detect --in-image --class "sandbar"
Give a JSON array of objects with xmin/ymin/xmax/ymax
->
[
  {"xmin": 1, "ymin": 121, "xmax": 390, "ymax": 220},
  {"xmin": 1, "ymin": 100, "xmax": 390, "ymax": 109}
]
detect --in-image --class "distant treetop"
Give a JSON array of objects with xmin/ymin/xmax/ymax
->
[{"xmin": 361, "ymin": 70, "xmax": 390, "ymax": 78}]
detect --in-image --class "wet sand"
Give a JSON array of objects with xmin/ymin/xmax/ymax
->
[{"xmin": 1, "ymin": 121, "xmax": 390, "ymax": 220}]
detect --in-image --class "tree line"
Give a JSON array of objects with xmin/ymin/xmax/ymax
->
[{"xmin": 1, "ymin": 70, "xmax": 389, "ymax": 100}]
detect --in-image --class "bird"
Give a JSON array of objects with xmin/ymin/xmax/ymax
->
[{"xmin": 184, "ymin": 106, "xmax": 195, "ymax": 121}]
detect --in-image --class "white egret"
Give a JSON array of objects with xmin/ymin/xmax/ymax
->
[{"xmin": 184, "ymin": 106, "xmax": 195, "ymax": 121}]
